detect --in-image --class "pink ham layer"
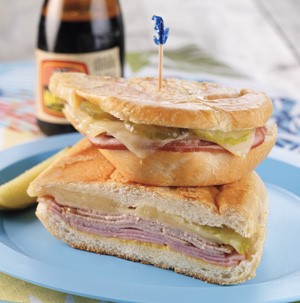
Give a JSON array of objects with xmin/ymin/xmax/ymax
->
[
  {"xmin": 88, "ymin": 127, "xmax": 266, "ymax": 153},
  {"xmin": 46, "ymin": 199, "xmax": 245, "ymax": 267}
]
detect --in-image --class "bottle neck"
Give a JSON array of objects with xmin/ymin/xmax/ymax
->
[{"xmin": 41, "ymin": 0, "xmax": 121, "ymax": 21}]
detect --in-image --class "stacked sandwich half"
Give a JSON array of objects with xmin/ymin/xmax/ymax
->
[{"xmin": 28, "ymin": 73, "xmax": 277, "ymax": 285}]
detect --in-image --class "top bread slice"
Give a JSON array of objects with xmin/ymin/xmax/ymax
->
[
  {"xmin": 28, "ymin": 138, "xmax": 268, "ymax": 238},
  {"xmin": 49, "ymin": 72, "xmax": 273, "ymax": 131}
]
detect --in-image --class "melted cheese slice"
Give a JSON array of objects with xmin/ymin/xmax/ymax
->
[
  {"xmin": 64, "ymin": 101, "xmax": 256, "ymax": 158},
  {"xmin": 45, "ymin": 188, "xmax": 250, "ymax": 254},
  {"xmin": 64, "ymin": 104, "xmax": 188, "ymax": 158},
  {"xmin": 193, "ymin": 129, "xmax": 256, "ymax": 157}
]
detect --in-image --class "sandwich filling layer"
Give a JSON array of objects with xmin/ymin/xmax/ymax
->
[
  {"xmin": 88, "ymin": 128, "xmax": 265, "ymax": 154},
  {"xmin": 64, "ymin": 100, "xmax": 269, "ymax": 158},
  {"xmin": 40, "ymin": 197, "xmax": 252, "ymax": 267}
]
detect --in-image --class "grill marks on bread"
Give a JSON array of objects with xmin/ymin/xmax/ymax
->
[{"xmin": 49, "ymin": 73, "xmax": 273, "ymax": 131}]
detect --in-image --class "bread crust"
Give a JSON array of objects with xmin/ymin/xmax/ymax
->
[
  {"xmin": 49, "ymin": 73, "xmax": 273, "ymax": 131},
  {"xmin": 28, "ymin": 138, "xmax": 268, "ymax": 237},
  {"xmin": 99, "ymin": 123, "xmax": 277, "ymax": 186},
  {"xmin": 30, "ymin": 138, "xmax": 268, "ymax": 284}
]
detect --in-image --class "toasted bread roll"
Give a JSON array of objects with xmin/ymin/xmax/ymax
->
[
  {"xmin": 28, "ymin": 139, "xmax": 268, "ymax": 285},
  {"xmin": 49, "ymin": 72, "xmax": 276, "ymax": 186}
]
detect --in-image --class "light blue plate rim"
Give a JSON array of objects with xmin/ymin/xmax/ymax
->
[{"xmin": 0, "ymin": 133, "xmax": 300, "ymax": 303}]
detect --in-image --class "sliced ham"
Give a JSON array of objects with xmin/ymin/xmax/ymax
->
[
  {"xmin": 48, "ymin": 200, "xmax": 245, "ymax": 267},
  {"xmin": 88, "ymin": 127, "xmax": 266, "ymax": 153}
]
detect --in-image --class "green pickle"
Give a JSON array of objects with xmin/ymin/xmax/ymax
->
[
  {"xmin": 80, "ymin": 101, "xmax": 117, "ymax": 120},
  {"xmin": 124, "ymin": 121, "xmax": 187, "ymax": 140},
  {"xmin": 79, "ymin": 100, "xmax": 252, "ymax": 148},
  {"xmin": 193, "ymin": 129, "xmax": 252, "ymax": 146}
]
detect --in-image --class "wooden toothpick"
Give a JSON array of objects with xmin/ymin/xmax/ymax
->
[
  {"xmin": 158, "ymin": 44, "xmax": 163, "ymax": 90},
  {"xmin": 152, "ymin": 15, "xmax": 169, "ymax": 91}
]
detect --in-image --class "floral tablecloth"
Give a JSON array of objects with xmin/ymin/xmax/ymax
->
[{"xmin": 0, "ymin": 47, "xmax": 300, "ymax": 303}]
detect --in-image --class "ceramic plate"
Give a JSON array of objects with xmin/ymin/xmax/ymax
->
[{"xmin": 0, "ymin": 133, "xmax": 300, "ymax": 303}]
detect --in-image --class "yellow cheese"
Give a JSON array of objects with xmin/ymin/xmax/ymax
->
[
  {"xmin": 51, "ymin": 189, "xmax": 250, "ymax": 254},
  {"xmin": 64, "ymin": 104, "xmax": 187, "ymax": 158},
  {"xmin": 135, "ymin": 205, "xmax": 250, "ymax": 254},
  {"xmin": 193, "ymin": 129, "xmax": 256, "ymax": 157},
  {"xmin": 66, "ymin": 99, "xmax": 256, "ymax": 158}
]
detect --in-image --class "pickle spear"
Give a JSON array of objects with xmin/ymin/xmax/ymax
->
[{"xmin": 0, "ymin": 147, "xmax": 69, "ymax": 210}]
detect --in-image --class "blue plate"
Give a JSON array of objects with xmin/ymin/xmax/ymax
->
[{"xmin": 0, "ymin": 133, "xmax": 300, "ymax": 303}]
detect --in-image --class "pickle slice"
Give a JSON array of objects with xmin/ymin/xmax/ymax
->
[
  {"xmin": 0, "ymin": 147, "xmax": 69, "ymax": 210},
  {"xmin": 124, "ymin": 121, "xmax": 188, "ymax": 140},
  {"xmin": 193, "ymin": 129, "xmax": 252, "ymax": 146},
  {"xmin": 80, "ymin": 101, "xmax": 117, "ymax": 121}
]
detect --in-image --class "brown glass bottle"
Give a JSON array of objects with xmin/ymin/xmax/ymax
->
[{"xmin": 36, "ymin": 0, "xmax": 124, "ymax": 136}]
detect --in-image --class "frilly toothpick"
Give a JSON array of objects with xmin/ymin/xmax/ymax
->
[{"xmin": 152, "ymin": 15, "xmax": 169, "ymax": 90}]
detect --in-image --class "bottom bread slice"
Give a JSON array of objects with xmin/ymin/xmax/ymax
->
[{"xmin": 36, "ymin": 201, "xmax": 265, "ymax": 285}]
